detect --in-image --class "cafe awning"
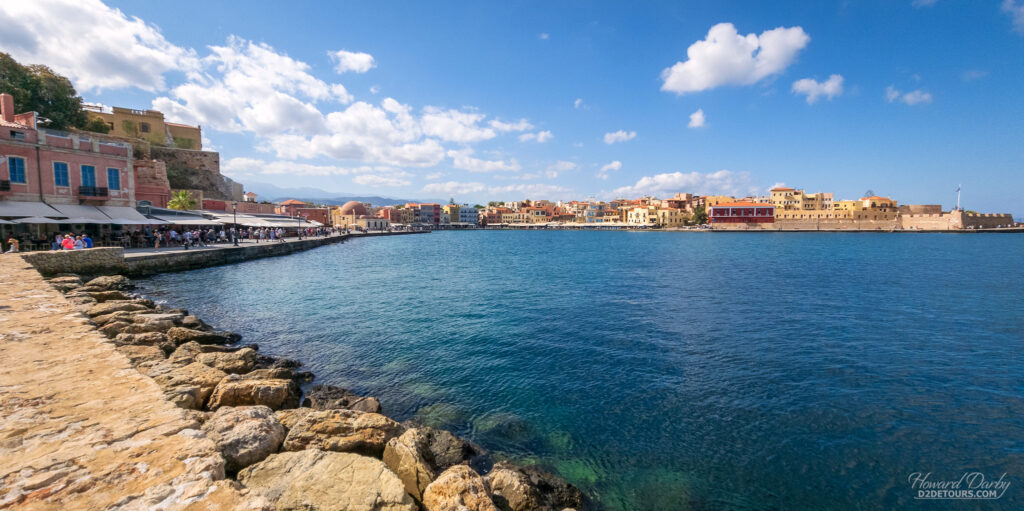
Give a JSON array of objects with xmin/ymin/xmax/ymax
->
[
  {"xmin": 48, "ymin": 204, "xmax": 112, "ymax": 223},
  {"xmin": 0, "ymin": 201, "xmax": 63, "ymax": 218},
  {"xmin": 97, "ymin": 206, "xmax": 154, "ymax": 224},
  {"xmin": 13, "ymin": 217, "xmax": 63, "ymax": 224},
  {"xmin": 150, "ymin": 215, "xmax": 224, "ymax": 226}
]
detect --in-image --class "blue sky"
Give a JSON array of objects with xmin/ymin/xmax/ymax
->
[{"xmin": 2, "ymin": 1, "xmax": 1022, "ymax": 214}]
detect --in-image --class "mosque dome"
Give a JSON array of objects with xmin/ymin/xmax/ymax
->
[{"xmin": 338, "ymin": 201, "xmax": 368, "ymax": 216}]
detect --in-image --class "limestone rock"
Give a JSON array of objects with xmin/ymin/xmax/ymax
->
[
  {"xmin": 50, "ymin": 282, "xmax": 82, "ymax": 293},
  {"xmin": 115, "ymin": 344, "xmax": 166, "ymax": 368},
  {"xmin": 423, "ymin": 464, "xmax": 498, "ymax": 511},
  {"xmin": 98, "ymin": 320, "xmax": 131, "ymax": 338},
  {"xmin": 383, "ymin": 428, "xmax": 437, "ymax": 502},
  {"xmin": 302, "ymin": 384, "xmax": 382, "ymax": 413},
  {"xmin": 87, "ymin": 301, "xmax": 150, "ymax": 318},
  {"xmin": 113, "ymin": 332, "xmax": 174, "ymax": 354},
  {"xmin": 47, "ymin": 275, "xmax": 83, "ymax": 285},
  {"xmin": 206, "ymin": 376, "xmax": 300, "ymax": 411},
  {"xmin": 132, "ymin": 312, "xmax": 185, "ymax": 325},
  {"xmin": 88, "ymin": 290, "xmax": 130, "ymax": 302},
  {"xmin": 243, "ymin": 367, "xmax": 297, "ymax": 380},
  {"xmin": 274, "ymin": 408, "xmax": 314, "ymax": 432},
  {"xmin": 120, "ymin": 319, "xmax": 176, "ymax": 335},
  {"xmin": 422, "ymin": 426, "xmax": 481, "ymax": 471},
  {"xmin": 197, "ymin": 348, "xmax": 257, "ymax": 374},
  {"xmin": 66, "ymin": 295, "xmax": 97, "ymax": 307},
  {"xmin": 485, "ymin": 462, "xmax": 584, "ymax": 511},
  {"xmin": 85, "ymin": 274, "xmax": 134, "ymax": 290},
  {"xmin": 202, "ymin": 406, "xmax": 285, "ymax": 472},
  {"xmin": 167, "ymin": 326, "xmax": 240, "ymax": 346},
  {"xmin": 169, "ymin": 341, "xmax": 205, "ymax": 365},
  {"xmin": 238, "ymin": 450, "xmax": 416, "ymax": 511},
  {"xmin": 181, "ymin": 314, "xmax": 211, "ymax": 331},
  {"xmin": 282, "ymin": 409, "xmax": 403, "ymax": 457},
  {"xmin": 91, "ymin": 310, "xmax": 134, "ymax": 326},
  {"xmin": 147, "ymin": 361, "xmax": 228, "ymax": 409}
]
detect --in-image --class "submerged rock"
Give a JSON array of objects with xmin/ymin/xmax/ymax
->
[
  {"xmin": 206, "ymin": 376, "xmax": 301, "ymax": 411},
  {"xmin": 85, "ymin": 275, "xmax": 134, "ymax": 291},
  {"xmin": 302, "ymin": 384, "xmax": 382, "ymax": 413},
  {"xmin": 238, "ymin": 449, "xmax": 416, "ymax": 511},
  {"xmin": 282, "ymin": 409, "xmax": 402, "ymax": 457},
  {"xmin": 485, "ymin": 462, "xmax": 585, "ymax": 511},
  {"xmin": 423, "ymin": 464, "xmax": 498, "ymax": 511},
  {"xmin": 202, "ymin": 406, "xmax": 285, "ymax": 472}
]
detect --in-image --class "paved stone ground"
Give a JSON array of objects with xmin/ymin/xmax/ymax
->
[
  {"xmin": 0, "ymin": 255, "xmax": 267, "ymax": 510},
  {"xmin": 123, "ymin": 234, "xmax": 345, "ymax": 258}
]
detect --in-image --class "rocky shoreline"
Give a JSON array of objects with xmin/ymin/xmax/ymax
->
[{"xmin": 46, "ymin": 272, "xmax": 587, "ymax": 511}]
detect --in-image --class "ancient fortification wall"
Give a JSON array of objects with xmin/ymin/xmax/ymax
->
[{"xmin": 152, "ymin": 146, "xmax": 241, "ymax": 201}]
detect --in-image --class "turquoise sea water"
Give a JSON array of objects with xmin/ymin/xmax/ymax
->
[{"xmin": 140, "ymin": 231, "xmax": 1024, "ymax": 510}]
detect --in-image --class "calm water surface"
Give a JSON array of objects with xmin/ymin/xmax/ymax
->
[{"xmin": 140, "ymin": 231, "xmax": 1024, "ymax": 510}]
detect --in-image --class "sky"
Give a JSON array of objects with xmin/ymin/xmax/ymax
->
[{"xmin": 1, "ymin": 0, "xmax": 1022, "ymax": 215}]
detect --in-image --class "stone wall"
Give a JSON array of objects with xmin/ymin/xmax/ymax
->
[
  {"xmin": 962, "ymin": 212, "xmax": 1016, "ymax": 229},
  {"xmin": 21, "ymin": 247, "xmax": 126, "ymax": 276},
  {"xmin": 713, "ymin": 219, "xmax": 900, "ymax": 231},
  {"xmin": 152, "ymin": 146, "xmax": 241, "ymax": 201}
]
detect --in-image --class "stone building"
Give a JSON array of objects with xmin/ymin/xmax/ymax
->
[{"xmin": 84, "ymin": 104, "xmax": 202, "ymax": 150}]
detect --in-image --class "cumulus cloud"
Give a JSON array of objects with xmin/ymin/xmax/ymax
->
[
  {"xmin": 573, "ymin": 98, "xmax": 586, "ymax": 109},
  {"xmin": 613, "ymin": 169, "xmax": 756, "ymax": 197},
  {"xmin": 791, "ymin": 74, "xmax": 844, "ymax": 104},
  {"xmin": 447, "ymin": 148, "xmax": 521, "ymax": 172},
  {"xmin": 420, "ymin": 107, "xmax": 496, "ymax": 143},
  {"xmin": 423, "ymin": 181, "xmax": 486, "ymax": 195},
  {"xmin": 330, "ymin": 50, "xmax": 376, "ymax": 74},
  {"xmin": 353, "ymin": 173, "xmax": 410, "ymax": 187},
  {"xmin": 519, "ymin": 130, "xmax": 553, "ymax": 143},
  {"xmin": 221, "ymin": 157, "xmax": 406, "ymax": 179},
  {"xmin": 489, "ymin": 119, "xmax": 534, "ymax": 132},
  {"xmin": 597, "ymin": 160, "xmax": 623, "ymax": 180},
  {"xmin": 688, "ymin": 108, "xmax": 706, "ymax": 128},
  {"xmin": 603, "ymin": 130, "xmax": 637, "ymax": 144},
  {"xmin": 660, "ymin": 22, "xmax": 810, "ymax": 94},
  {"xmin": 545, "ymin": 160, "xmax": 578, "ymax": 179},
  {"xmin": 0, "ymin": 0, "xmax": 199, "ymax": 92},
  {"xmin": 886, "ymin": 85, "xmax": 932, "ymax": 105},
  {"xmin": 1004, "ymin": 0, "xmax": 1024, "ymax": 33}
]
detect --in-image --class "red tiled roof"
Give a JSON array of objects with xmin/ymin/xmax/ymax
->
[
  {"xmin": 279, "ymin": 199, "xmax": 306, "ymax": 205},
  {"xmin": 860, "ymin": 196, "xmax": 891, "ymax": 201},
  {"xmin": 0, "ymin": 119, "xmax": 30, "ymax": 129},
  {"xmin": 770, "ymin": 187, "xmax": 795, "ymax": 191}
]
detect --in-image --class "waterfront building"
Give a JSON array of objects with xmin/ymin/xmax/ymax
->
[
  {"xmin": 331, "ymin": 200, "xmax": 369, "ymax": 228},
  {"xmin": 769, "ymin": 187, "xmax": 834, "ymax": 214},
  {"xmin": 243, "ymin": 192, "xmax": 258, "ymax": 202},
  {"xmin": 656, "ymin": 208, "xmax": 688, "ymax": 227},
  {"xmin": 626, "ymin": 206, "xmax": 658, "ymax": 226},
  {"xmin": 664, "ymin": 193, "xmax": 705, "ymax": 213},
  {"xmin": 709, "ymin": 202, "xmax": 776, "ymax": 224},
  {"xmin": 458, "ymin": 205, "xmax": 479, "ymax": 225},
  {"xmin": 442, "ymin": 204, "xmax": 460, "ymax": 225},
  {"xmin": 83, "ymin": 103, "xmax": 202, "ymax": 150},
  {"xmin": 414, "ymin": 203, "xmax": 441, "ymax": 227},
  {"xmin": 275, "ymin": 199, "xmax": 308, "ymax": 216}
]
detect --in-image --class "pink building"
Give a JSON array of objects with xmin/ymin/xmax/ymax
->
[{"xmin": 0, "ymin": 93, "xmax": 135, "ymax": 211}]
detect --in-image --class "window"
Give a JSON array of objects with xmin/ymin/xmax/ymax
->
[
  {"xmin": 53, "ymin": 162, "xmax": 69, "ymax": 187},
  {"xmin": 81, "ymin": 165, "xmax": 96, "ymax": 187},
  {"xmin": 139, "ymin": 122, "xmax": 150, "ymax": 133},
  {"xmin": 107, "ymin": 168, "xmax": 120, "ymax": 190},
  {"xmin": 8, "ymin": 156, "xmax": 26, "ymax": 183},
  {"xmin": 107, "ymin": 122, "xmax": 114, "ymax": 130},
  {"xmin": 10, "ymin": 130, "xmax": 25, "ymax": 140}
]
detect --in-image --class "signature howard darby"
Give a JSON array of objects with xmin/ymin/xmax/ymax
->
[{"xmin": 908, "ymin": 472, "xmax": 1011, "ymax": 500}]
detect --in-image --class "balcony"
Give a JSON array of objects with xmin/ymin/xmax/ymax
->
[
  {"xmin": 0, "ymin": 179, "xmax": 9, "ymax": 192},
  {"xmin": 78, "ymin": 186, "xmax": 108, "ymax": 198}
]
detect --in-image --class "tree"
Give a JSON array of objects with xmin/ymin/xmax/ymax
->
[
  {"xmin": 0, "ymin": 53, "xmax": 88, "ymax": 130},
  {"xmin": 82, "ymin": 117, "xmax": 110, "ymax": 134},
  {"xmin": 473, "ymin": 204, "xmax": 484, "ymax": 210},
  {"xmin": 691, "ymin": 205, "xmax": 708, "ymax": 225},
  {"xmin": 449, "ymin": 197, "xmax": 456, "ymax": 204},
  {"xmin": 487, "ymin": 201, "xmax": 501, "ymax": 207},
  {"xmin": 168, "ymin": 190, "xmax": 196, "ymax": 211}
]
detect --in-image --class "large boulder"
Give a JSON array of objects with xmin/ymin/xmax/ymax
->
[
  {"xmin": 423, "ymin": 464, "xmax": 498, "ymax": 511},
  {"xmin": 47, "ymin": 275, "xmax": 83, "ymax": 286},
  {"xmin": 383, "ymin": 428, "xmax": 437, "ymax": 502},
  {"xmin": 197, "ymin": 348, "xmax": 257, "ymax": 374},
  {"xmin": 206, "ymin": 376, "xmax": 301, "ymax": 411},
  {"xmin": 274, "ymin": 408, "xmax": 315, "ymax": 432},
  {"xmin": 202, "ymin": 406, "xmax": 285, "ymax": 472},
  {"xmin": 167, "ymin": 327, "xmax": 240, "ymax": 346},
  {"xmin": 238, "ymin": 450, "xmax": 416, "ymax": 511},
  {"xmin": 181, "ymin": 315, "xmax": 212, "ymax": 331},
  {"xmin": 114, "ymin": 344, "xmax": 166, "ymax": 368},
  {"xmin": 87, "ymin": 290, "xmax": 130, "ymax": 302},
  {"xmin": 132, "ymin": 312, "xmax": 186, "ymax": 325},
  {"xmin": 485, "ymin": 462, "xmax": 584, "ymax": 511},
  {"xmin": 86, "ymin": 301, "xmax": 150, "ymax": 318},
  {"xmin": 243, "ymin": 368, "xmax": 298, "ymax": 380},
  {"xmin": 147, "ymin": 361, "xmax": 228, "ymax": 409},
  {"xmin": 120, "ymin": 319, "xmax": 176, "ymax": 335},
  {"xmin": 282, "ymin": 409, "xmax": 402, "ymax": 457},
  {"xmin": 302, "ymin": 384, "xmax": 382, "ymax": 413},
  {"xmin": 84, "ymin": 274, "xmax": 134, "ymax": 291},
  {"xmin": 90, "ymin": 310, "xmax": 134, "ymax": 326},
  {"xmin": 421, "ymin": 426, "xmax": 481, "ymax": 471},
  {"xmin": 113, "ymin": 332, "xmax": 174, "ymax": 354},
  {"xmin": 98, "ymin": 321, "xmax": 131, "ymax": 338}
]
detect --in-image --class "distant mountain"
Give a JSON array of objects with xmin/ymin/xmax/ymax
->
[{"xmin": 243, "ymin": 181, "xmax": 435, "ymax": 206}]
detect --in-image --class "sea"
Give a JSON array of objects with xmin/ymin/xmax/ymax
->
[{"xmin": 138, "ymin": 230, "xmax": 1024, "ymax": 510}]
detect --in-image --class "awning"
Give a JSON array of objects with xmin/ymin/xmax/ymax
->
[
  {"xmin": 151, "ymin": 216, "xmax": 223, "ymax": 226},
  {"xmin": 0, "ymin": 201, "xmax": 62, "ymax": 218},
  {"xmin": 13, "ymin": 217, "xmax": 62, "ymax": 224},
  {"xmin": 0, "ymin": 219, "xmax": 14, "ymax": 225},
  {"xmin": 97, "ymin": 206, "xmax": 153, "ymax": 224},
  {"xmin": 48, "ymin": 204, "xmax": 112, "ymax": 222}
]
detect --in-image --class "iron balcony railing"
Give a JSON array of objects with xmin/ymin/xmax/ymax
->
[{"xmin": 79, "ymin": 186, "xmax": 108, "ymax": 197}]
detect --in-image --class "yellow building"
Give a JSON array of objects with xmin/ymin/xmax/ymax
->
[
  {"xmin": 83, "ymin": 104, "xmax": 202, "ymax": 150},
  {"xmin": 769, "ymin": 187, "xmax": 834, "ymax": 213},
  {"xmin": 656, "ymin": 208, "xmax": 689, "ymax": 227},
  {"xmin": 442, "ymin": 204, "xmax": 460, "ymax": 224},
  {"xmin": 703, "ymin": 195, "xmax": 737, "ymax": 211},
  {"xmin": 626, "ymin": 206, "xmax": 658, "ymax": 226}
]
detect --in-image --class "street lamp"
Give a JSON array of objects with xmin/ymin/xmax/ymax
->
[{"xmin": 231, "ymin": 201, "xmax": 238, "ymax": 246}]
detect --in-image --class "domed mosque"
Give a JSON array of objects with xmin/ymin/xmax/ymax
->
[{"xmin": 332, "ymin": 200, "xmax": 390, "ymax": 231}]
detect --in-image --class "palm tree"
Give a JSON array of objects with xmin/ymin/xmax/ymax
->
[{"xmin": 168, "ymin": 190, "xmax": 196, "ymax": 211}]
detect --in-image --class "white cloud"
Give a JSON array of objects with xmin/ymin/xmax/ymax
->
[
  {"xmin": 420, "ymin": 107, "xmax": 496, "ymax": 143},
  {"xmin": 425, "ymin": 172, "xmax": 444, "ymax": 180},
  {"xmin": 660, "ymin": 22, "xmax": 810, "ymax": 94},
  {"xmin": 370, "ymin": 85, "xmax": 381, "ymax": 94},
  {"xmin": 489, "ymin": 119, "xmax": 534, "ymax": 132},
  {"xmin": 613, "ymin": 169, "xmax": 756, "ymax": 197},
  {"xmin": 912, "ymin": 0, "xmax": 937, "ymax": 7},
  {"xmin": 545, "ymin": 160, "xmax": 578, "ymax": 178},
  {"xmin": 603, "ymin": 130, "xmax": 637, "ymax": 144},
  {"xmin": 688, "ymin": 108, "xmax": 706, "ymax": 128},
  {"xmin": 519, "ymin": 130, "xmax": 553, "ymax": 143},
  {"xmin": 573, "ymin": 98, "xmax": 585, "ymax": 109},
  {"xmin": 0, "ymin": 0, "xmax": 199, "ymax": 92},
  {"xmin": 353, "ymin": 173, "xmax": 410, "ymax": 187},
  {"xmin": 1003, "ymin": 0, "xmax": 1024, "ymax": 33},
  {"xmin": 539, "ymin": 33, "xmax": 550, "ymax": 40},
  {"xmin": 447, "ymin": 148, "xmax": 521, "ymax": 172},
  {"xmin": 791, "ymin": 74, "xmax": 844, "ymax": 104},
  {"xmin": 330, "ymin": 50, "xmax": 376, "ymax": 74},
  {"xmin": 885, "ymin": 85, "xmax": 932, "ymax": 105},
  {"xmin": 597, "ymin": 160, "xmax": 623, "ymax": 180},
  {"xmin": 423, "ymin": 181, "xmax": 486, "ymax": 195},
  {"xmin": 222, "ymin": 157, "xmax": 403, "ymax": 177}
]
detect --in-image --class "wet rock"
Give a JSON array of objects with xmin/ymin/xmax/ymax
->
[
  {"xmin": 282, "ymin": 409, "xmax": 403, "ymax": 457},
  {"xmin": 383, "ymin": 428, "xmax": 437, "ymax": 502},
  {"xmin": 86, "ymin": 301, "xmax": 150, "ymax": 318},
  {"xmin": 238, "ymin": 450, "xmax": 416, "ymax": 511},
  {"xmin": 181, "ymin": 315, "xmax": 211, "ymax": 331},
  {"xmin": 302, "ymin": 384, "xmax": 382, "ymax": 413},
  {"xmin": 167, "ymin": 327, "xmax": 240, "ymax": 346},
  {"xmin": 147, "ymin": 361, "xmax": 228, "ymax": 409},
  {"xmin": 275, "ymin": 407, "xmax": 315, "ymax": 432},
  {"xmin": 424, "ymin": 426, "xmax": 481, "ymax": 471},
  {"xmin": 485, "ymin": 462, "xmax": 584, "ymax": 511},
  {"xmin": 119, "ymin": 319, "xmax": 176, "ymax": 335},
  {"xmin": 423, "ymin": 464, "xmax": 498, "ymax": 511},
  {"xmin": 114, "ymin": 345, "xmax": 166, "ymax": 369},
  {"xmin": 197, "ymin": 348, "xmax": 257, "ymax": 374},
  {"xmin": 131, "ymin": 297, "xmax": 156, "ymax": 308},
  {"xmin": 88, "ymin": 290, "xmax": 130, "ymax": 302},
  {"xmin": 85, "ymin": 275, "xmax": 134, "ymax": 291},
  {"xmin": 243, "ymin": 368, "xmax": 297, "ymax": 381},
  {"xmin": 206, "ymin": 376, "xmax": 301, "ymax": 411},
  {"xmin": 295, "ymin": 371, "xmax": 315, "ymax": 383},
  {"xmin": 202, "ymin": 406, "xmax": 285, "ymax": 472}
]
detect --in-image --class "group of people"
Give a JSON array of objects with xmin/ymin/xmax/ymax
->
[
  {"xmin": 151, "ymin": 227, "xmax": 228, "ymax": 251},
  {"xmin": 51, "ymin": 233, "xmax": 93, "ymax": 251}
]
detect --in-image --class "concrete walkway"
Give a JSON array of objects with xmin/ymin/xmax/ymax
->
[
  {"xmin": 123, "ymin": 235, "xmax": 344, "ymax": 258},
  {"xmin": 0, "ymin": 256, "xmax": 262, "ymax": 510}
]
